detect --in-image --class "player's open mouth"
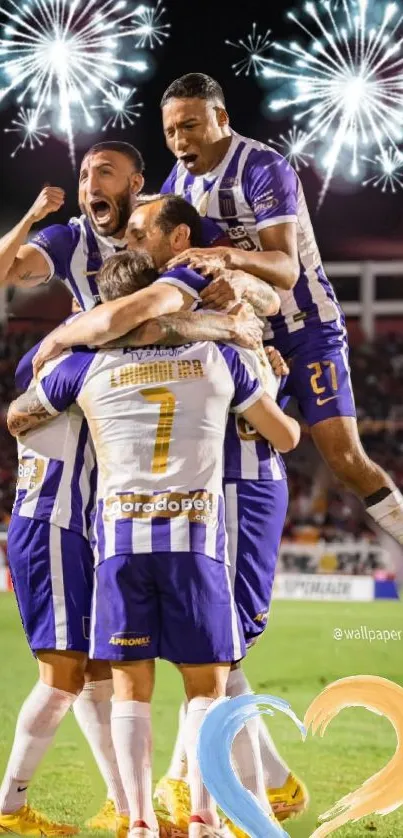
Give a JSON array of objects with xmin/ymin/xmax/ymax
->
[
  {"xmin": 90, "ymin": 199, "xmax": 113, "ymax": 225},
  {"xmin": 180, "ymin": 153, "xmax": 199, "ymax": 169}
]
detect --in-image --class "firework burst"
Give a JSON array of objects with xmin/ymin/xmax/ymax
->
[
  {"xmin": 268, "ymin": 126, "xmax": 314, "ymax": 171},
  {"xmin": 0, "ymin": 0, "xmax": 168, "ymax": 166},
  {"xmin": 226, "ymin": 22, "xmax": 272, "ymax": 76},
  {"xmin": 362, "ymin": 146, "xmax": 403, "ymax": 191},
  {"xmin": 132, "ymin": 1, "xmax": 170, "ymax": 48},
  {"xmin": 4, "ymin": 105, "xmax": 49, "ymax": 156},
  {"xmin": 92, "ymin": 85, "xmax": 143, "ymax": 130},
  {"xmin": 260, "ymin": 0, "xmax": 403, "ymax": 204}
]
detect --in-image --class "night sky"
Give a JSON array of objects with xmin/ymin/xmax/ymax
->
[{"xmin": 0, "ymin": 0, "xmax": 402, "ymax": 258}]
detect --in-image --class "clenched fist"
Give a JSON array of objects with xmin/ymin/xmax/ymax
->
[{"xmin": 27, "ymin": 186, "xmax": 65, "ymax": 224}]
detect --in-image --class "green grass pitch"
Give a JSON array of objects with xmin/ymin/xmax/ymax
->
[{"xmin": 0, "ymin": 592, "xmax": 402, "ymax": 837}]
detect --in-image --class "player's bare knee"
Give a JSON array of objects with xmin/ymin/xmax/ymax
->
[
  {"xmin": 180, "ymin": 662, "xmax": 230, "ymax": 701},
  {"xmin": 111, "ymin": 659, "xmax": 155, "ymax": 702},
  {"xmin": 37, "ymin": 650, "xmax": 87, "ymax": 694}
]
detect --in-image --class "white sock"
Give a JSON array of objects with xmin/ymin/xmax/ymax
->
[
  {"xmin": 184, "ymin": 697, "xmax": 220, "ymax": 828},
  {"xmin": 227, "ymin": 669, "xmax": 289, "ymax": 789},
  {"xmin": 73, "ymin": 680, "xmax": 128, "ymax": 814},
  {"xmin": 167, "ymin": 701, "xmax": 188, "ymax": 780},
  {"xmin": 366, "ymin": 488, "xmax": 403, "ymax": 543},
  {"xmin": 225, "ymin": 670, "xmax": 271, "ymax": 811},
  {"xmin": 0, "ymin": 681, "xmax": 75, "ymax": 813},
  {"xmin": 111, "ymin": 700, "xmax": 157, "ymax": 830}
]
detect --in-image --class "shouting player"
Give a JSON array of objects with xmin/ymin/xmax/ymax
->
[
  {"xmin": 0, "ymin": 142, "xmax": 260, "ymax": 832},
  {"xmin": 8, "ymin": 250, "xmax": 300, "ymax": 838},
  {"xmin": 159, "ymin": 72, "xmax": 403, "ymax": 547},
  {"xmin": 0, "ymin": 141, "xmax": 144, "ymax": 309}
]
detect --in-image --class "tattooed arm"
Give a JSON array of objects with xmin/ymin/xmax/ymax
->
[
  {"xmin": 199, "ymin": 269, "xmax": 281, "ymax": 316},
  {"xmin": 7, "ymin": 388, "xmax": 55, "ymax": 437},
  {"xmin": 0, "ymin": 187, "xmax": 65, "ymax": 287},
  {"xmin": 104, "ymin": 304, "xmax": 264, "ymax": 350}
]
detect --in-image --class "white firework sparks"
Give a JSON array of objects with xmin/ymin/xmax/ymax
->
[
  {"xmin": 92, "ymin": 85, "xmax": 143, "ymax": 130},
  {"xmin": 132, "ymin": 1, "xmax": 170, "ymax": 48},
  {"xmin": 4, "ymin": 105, "xmax": 49, "ymax": 156},
  {"xmin": 269, "ymin": 126, "xmax": 314, "ymax": 171},
  {"xmin": 226, "ymin": 22, "xmax": 272, "ymax": 76},
  {"xmin": 362, "ymin": 146, "xmax": 403, "ymax": 191},
  {"xmin": 0, "ymin": 0, "xmax": 156, "ymax": 167},
  {"xmin": 261, "ymin": 0, "xmax": 403, "ymax": 204}
]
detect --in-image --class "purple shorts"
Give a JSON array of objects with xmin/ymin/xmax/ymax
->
[
  {"xmin": 223, "ymin": 479, "xmax": 288, "ymax": 645},
  {"xmin": 90, "ymin": 551, "xmax": 245, "ymax": 664},
  {"xmin": 7, "ymin": 516, "xmax": 94, "ymax": 654},
  {"xmin": 279, "ymin": 339, "xmax": 355, "ymax": 427}
]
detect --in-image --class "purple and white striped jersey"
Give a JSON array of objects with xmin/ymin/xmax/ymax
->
[
  {"xmin": 13, "ymin": 345, "xmax": 96, "ymax": 538},
  {"xmin": 29, "ymin": 215, "xmax": 126, "ymax": 311},
  {"xmin": 161, "ymin": 129, "xmax": 345, "ymax": 354},
  {"xmin": 28, "ymin": 215, "xmax": 224, "ymax": 312},
  {"xmin": 35, "ymin": 342, "xmax": 263, "ymax": 564},
  {"xmin": 156, "ymin": 267, "xmax": 286, "ymax": 481}
]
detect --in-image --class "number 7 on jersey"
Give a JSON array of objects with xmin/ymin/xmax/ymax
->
[{"xmin": 140, "ymin": 386, "xmax": 176, "ymax": 474}]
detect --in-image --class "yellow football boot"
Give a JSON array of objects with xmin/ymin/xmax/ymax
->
[
  {"xmin": 115, "ymin": 813, "xmax": 129, "ymax": 838},
  {"xmin": 0, "ymin": 804, "xmax": 78, "ymax": 836},
  {"xmin": 153, "ymin": 778, "xmax": 190, "ymax": 831},
  {"xmin": 86, "ymin": 798, "xmax": 117, "ymax": 830},
  {"xmin": 268, "ymin": 773, "xmax": 309, "ymax": 821}
]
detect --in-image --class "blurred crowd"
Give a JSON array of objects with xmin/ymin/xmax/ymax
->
[{"xmin": 0, "ymin": 325, "xmax": 402, "ymax": 562}]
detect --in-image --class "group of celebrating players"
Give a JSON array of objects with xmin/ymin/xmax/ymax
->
[{"xmin": 0, "ymin": 72, "xmax": 402, "ymax": 838}]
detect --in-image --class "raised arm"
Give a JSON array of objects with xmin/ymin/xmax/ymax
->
[
  {"xmin": 0, "ymin": 187, "xmax": 65, "ymax": 287},
  {"xmin": 7, "ymin": 387, "xmax": 55, "ymax": 437}
]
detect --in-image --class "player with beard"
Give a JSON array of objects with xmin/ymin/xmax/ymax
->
[
  {"xmin": 0, "ymin": 141, "xmax": 146, "ymax": 832},
  {"xmin": 0, "ymin": 141, "xmax": 144, "ymax": 310}
]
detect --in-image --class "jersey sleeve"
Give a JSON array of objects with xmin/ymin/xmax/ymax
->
[
  {"xmin": 154, "ymin": 266, "xmax": 210, "ymax": 301},
  {"xmin": 29, "ymin": 223, "xmax": 75, "ymax": 281},
  {"xmin": 243, "ymin": 149, "xmax": 298, "ymax": 231},
  {"xmin": 218, "ymin": 344, "xmax": 263, "ymax": 412},
  {"xmin": 160, "ymin": 164, "xmax": 179, "ymax": 194},
  {"xmin": 35, "ymin": 350, "xmax": 95, "ymax": 414}
]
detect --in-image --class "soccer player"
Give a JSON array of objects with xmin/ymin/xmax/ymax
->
[
  {"xmin": 122, "ymin": 198, "xmax": 307, "ymax": 828},
  {"xmin": 0, "ymin": 341, "xmax": 97, "ymax": 836},
  {"xmin": 159, "ymin": 72, "xmax": 403, "ymax": 546},
  {"xmin": 32, "ymin": 195, "xmax": 305, "ymax": 828},
  {"xmin": 0, "ymin": 142, "xmax": 237, "ymax": 832},
  {"xmin": 8, "ymin": 250, "xmax": 300, "ymax": 838},
  {"xmin": 0, "ymin": 141, "xmax": 145, "ymax": 309}
]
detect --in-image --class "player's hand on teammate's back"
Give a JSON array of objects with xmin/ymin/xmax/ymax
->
[
  {"xmin": 166, "ymin": 246, "xmax": 234, "ymax": 275},
  {"xmin": 265, "ymin": 346, "xmax": 290, "ymax": 377},
  {"xmin": 32, "ymin": 327, "xmax": 66, "ymax": 377},
  {"xmin": 27, "ymin": 186, "xmax": 65, "ymax": 224},
  {"xmin": 229, "ymin": 302, "xmax": 264, "ymax": 350},
  {"xmin": 200, "ymin": 268, "xmax": 249, "ymax": 310}
]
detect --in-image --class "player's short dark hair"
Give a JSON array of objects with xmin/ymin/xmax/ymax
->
[
  {"xmin": 83, "ymin": 141, "xmax": 145, "ymax": 173},
  {"xmin": 160, "ymin": 73, "xmax": 225, "ymax": 109},
  {"xmin": 154, "ymin": 194, "xmax": 204, "ymax": 247},
  {"xmin": 96, "ymin": 251, "xmax": 157, "ymax": 302}
]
